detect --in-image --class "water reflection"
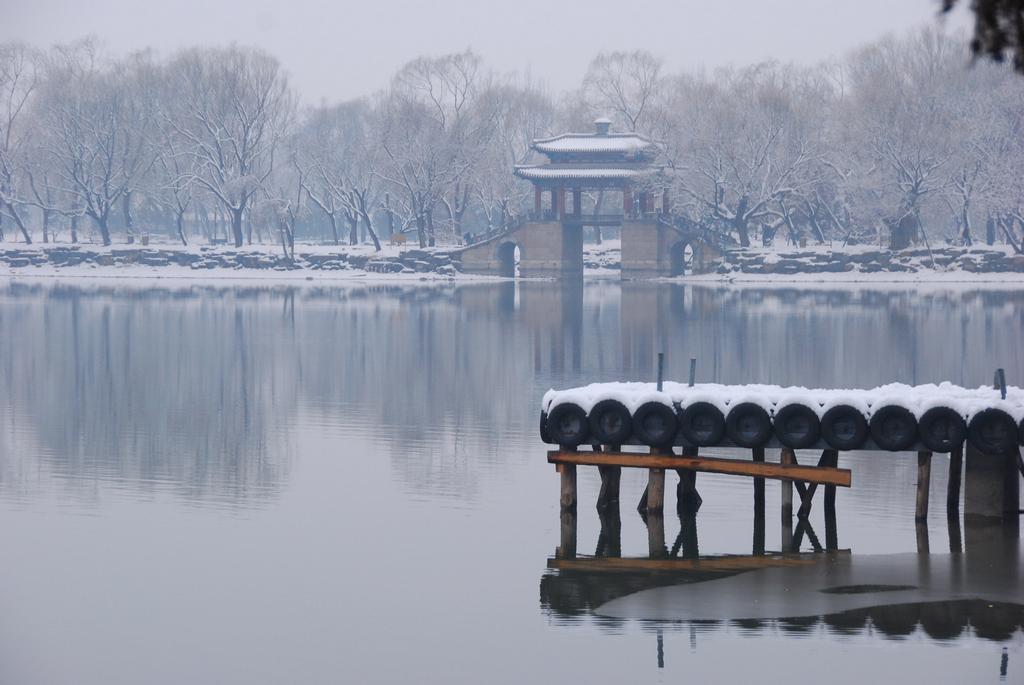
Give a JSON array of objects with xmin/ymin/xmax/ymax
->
[
  {"xmin": 543, "ymin": 550, "xmax": 1024, "ymax": 641},
  {"xmin": 543, "ymin": 492, "xmax": 1021, "ymax": 652},
  {"xmin": 1, "ymin": 280, "xmax": 1021, "ymax": 511}
]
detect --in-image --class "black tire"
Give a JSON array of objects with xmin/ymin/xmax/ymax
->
[
  {"xmin": 774, "ymin": 403, "xmax": 821, "ymax": 449},
  {"xmin": 546, "ymin": 403, "xmax": 589, "ymax": 447},
  {"xmin": 967, "ymin": 408, "xmax": 1018, "ymax": 455},
  {"xmin": 869, "ymin": 404, "xmax": 918, "ymax": 451},
  {"xmin": 725, "ymin": 402, "xmax": 773, "ymax": 448},
  {"xmin": 539, "ymin": 411, "xmax": 551, "ymax": 444},
  {"xmin": 821, "ymin": 405, "xmax": 869, "ymax": 451},
  {"xmin": 917, "ymin": 406, "xmax": 966, "ymax": 453},
  {"xmin": 632, "ymin": 402, "xmax": 678, "ymax": 447},
  {"xmin": 588, "ymin": 399, "xmax": 632, "ymax": 445},
  {"xmin": 679, "ymin": 401, "xmax": 726, "ymax": 446}
]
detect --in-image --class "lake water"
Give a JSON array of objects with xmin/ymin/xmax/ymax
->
[{"xmin": 0, "ymin": 279, "xmax": 1021, "ymax": 684}]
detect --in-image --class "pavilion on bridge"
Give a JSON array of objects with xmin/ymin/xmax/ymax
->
[
  {"xmin": 514, "ymin": 118, "xmax": 671, "ymax": 224},
  {"xmin": 458, "ymin": 119, "xmax": 721, "ymax": 279}
]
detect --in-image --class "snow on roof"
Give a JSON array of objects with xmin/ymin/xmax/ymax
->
[
  {"xmin": 514, "ymin": 165, "xmax": 647, "ymax": 181},
  {"xmin": 533, "ymin": 133, "xmax": 655, "ymax": 155}
]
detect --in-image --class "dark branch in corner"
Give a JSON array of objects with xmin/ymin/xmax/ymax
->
[{"xmin": 944, "ymin": 0, "xmax": 1024, "ymax": 72}]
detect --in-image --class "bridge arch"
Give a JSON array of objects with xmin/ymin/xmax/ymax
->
[
  {"xmin": 496, "ymin": 240, "xmax": 521, "ymax": 278},
  {"xmin": 669, "ymin": 240, "xmax": 696, "ymax": 276}
]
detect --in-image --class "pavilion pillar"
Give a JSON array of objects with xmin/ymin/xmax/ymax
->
[
  {"xmin": 662, "ymin": 188, "xmax": 670, "ymax": 214},
  {"xmin": 623, "ymin": 186, "xmax": 633, "ymax": 216},
  {"xmin": 556, "ymin": 187, "xmax": 566, "ymax": 220},
  {"xmin": 534, "ymin": 186, "xmax": 542, "ymax": 216},
  {"xmin": 549, "ymin": 188, "xmax": 557, "ymax": 215},
  {"xmin": 572, "ymin": 189, "xmax": 582, "ymax": 218}
]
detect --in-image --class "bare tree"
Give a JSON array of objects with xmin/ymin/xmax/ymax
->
[
  {"xmin": 378, "ymin": 51, "xmax": 489, "ymax": 247},
  {"xmin": 167, "ymin": 46, "xmax": 295, "ymax": 247},
  {"xmin": 294, "ymin": 100, "xmax": 382, "ymax": 249},
  {"xmin": 38, "ymin": 44, "xmax": 157, "ymax": 245},
  {"xmin": 581, "ymin": 51, "xmax": 663, "ymax": 132},
  {"xmin": 474, "ymin": 78, "xmax": 555, "ymax": 233},
  {"xmin": 665, "ymin": 64, "xmax": 826, "ymax": 247},
  {"xmin": 0, "ymin": 42, "xmax": 41, "ymax": 243}
]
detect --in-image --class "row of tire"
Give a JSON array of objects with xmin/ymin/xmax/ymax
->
[{"xmin": 540, "ymin": 398, "xmax": 1023, "ymax": 455}]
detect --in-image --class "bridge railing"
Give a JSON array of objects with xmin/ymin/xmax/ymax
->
[{"xmin": 462, "ymin": 214, "xmax": 531, "ymax": 247}]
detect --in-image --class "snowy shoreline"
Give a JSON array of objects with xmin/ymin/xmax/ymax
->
[{"xmin": 2, "ymin": 239, "xmax": 1024, "ymax": 287}]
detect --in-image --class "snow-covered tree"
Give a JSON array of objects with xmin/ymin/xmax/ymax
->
[
  {"xmin": 38, "ymin": 44, "xmax": 157, "ymax": 246},
  {"xmin": 664, "ymin": 64, "xmax": 828, "ymax": 247},
  {"xmin": 166, "ymin": 46, "xmax": 295, "ymax": 247},
  {"xmin": 294, "ymin": 99, "xmax": 382, "ymax": 249},
  {"xmin": 581, "ymin": 51, "xmax": 664, "ymax": 133}
]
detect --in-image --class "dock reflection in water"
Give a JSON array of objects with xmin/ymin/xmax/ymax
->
[{"xmin": 542, "ymin": 492, "xmax": 1022, "ymax": 655}]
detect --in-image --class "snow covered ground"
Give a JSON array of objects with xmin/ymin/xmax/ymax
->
[
  {"xmin": 0, "ymin": 239, "xmax": 491, "ymax": 284},
  {"xmin": 2, "ymin": 238, "xmax": 1024, "ymax": 284}
]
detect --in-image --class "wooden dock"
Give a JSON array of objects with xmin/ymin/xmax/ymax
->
[{"xmin": 548, "ymin": 441, "xmax": 1023, "ymax": 564}]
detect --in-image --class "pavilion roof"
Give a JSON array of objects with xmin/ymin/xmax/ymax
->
[
  {"xmin": 514, "ymin": 163, "xmax": 662, "ymax": 183},
  {"xmin": 532, "ymin": 132, "xmax": 656, "ymax": 156}
]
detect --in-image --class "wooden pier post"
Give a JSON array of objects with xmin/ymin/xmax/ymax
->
[
  {"xmin": 557, "ymin": 511, "xmax": 577, "ymax": 559},
  {"xmin": 753, "ymin": 447, "xmax": 765, "ymax": 555},
  {"xmin": 559, "ymin": 463, "xmax": 577, "ymax": 512},
  {"xmin": 780, "ymin": 447, "xmax": 795, "ymax": 552},
  {"xmin": 647, "ymin": 468, "xmax": 666, "ymax": 513},
  {"xmin": 946, "ymin": 447, "xmax": 963, "ymax": 515},
  {"xmin": 824, "ymin": 452, "xmax": 838, "ymax": 551},
  {"xmin": 644, "ymin": 447, "xmax": 668, "ymax": 514},
  {"xmin": 646, "ymin": 511, "xmax": 667, "ymax": 558},
  {"xmin": 796, "ymin": 450, "xmax": 838, "ymax": 519},
  {"xmin": 916, "ymin": 451, "xmax": 932, "ymax": 522},
  {"xmin": 672, "ymin": 506, "xmax": 699, "ymax": 559},
  {"xmin": 780, "ymin": 447, "xmax": 794, "ymax": 518},
  {"xmin": 916, "ymin": 520, "xmax": 930, "ymax": 554},
  {"xmin": 597, "ymin": 465, "xmax": 621, "ymax": 510},
  {"xmin": 596, "ymin": 506, "xmax": 622, "ymax": 557},
  {"xmin": 947, "ymin": 510, "xmax": 963, "ymax": 554},
  {"xmin": 676, "ymin": 446, "xmax": 702, "ymax": 514}
]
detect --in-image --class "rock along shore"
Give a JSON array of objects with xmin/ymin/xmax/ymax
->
[{"xmin": 0, "ymin": 245, "xmax": 463, "ymax": 277}]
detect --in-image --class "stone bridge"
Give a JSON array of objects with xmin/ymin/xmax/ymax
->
[
  {"xmin": 455, "ymin": 119, "xmax": 731, "ymax": 279},
  {"xmin": 456, "ymin": 217, "xmax": 727, "ymax": 279}
]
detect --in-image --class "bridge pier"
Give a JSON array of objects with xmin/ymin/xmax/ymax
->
[
  {"xmin": 620, "ymin": 219, "xmax": 674, "ymax": 279},
  {"xmin": 458, "ymin": 216, "xmax": 726, "ymax": 279},
  {"xmin": 458, "ymin": 221, "xmax": 583, "ymax": 279}
]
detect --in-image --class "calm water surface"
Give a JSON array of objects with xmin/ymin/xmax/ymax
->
[{"xmin": 0, "ymin": 280, "xmax": 1021, "ymax": 684}]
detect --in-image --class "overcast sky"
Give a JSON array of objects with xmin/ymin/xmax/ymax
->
[{"xmin": 3, "ymin": 0, "xmax": 971, "ymax": 103}]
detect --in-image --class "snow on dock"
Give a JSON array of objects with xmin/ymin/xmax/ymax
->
[{"xmin": 540, "ymin": 381, "xmax": 1024, "ymax": 454}]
